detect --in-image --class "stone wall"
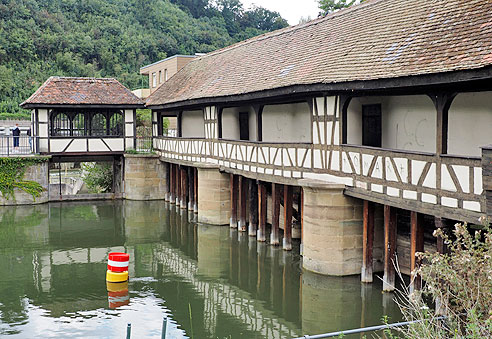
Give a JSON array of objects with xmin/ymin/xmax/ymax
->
[
  {"xmin": 123, "ymin": 154, "xmax": 167, "ymax": 200},
  {"xmin": 0, "ymin": 157, "xmax": 49, "ymax": 206},
  {"xmin": 197, "ymin": 164, "xmax": 230, "ymax": 225},
  {"xmin": 300, "ymin": 179, "xmax": 363, "ymax": 276}
]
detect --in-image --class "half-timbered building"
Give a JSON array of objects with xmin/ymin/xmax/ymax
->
[{"xmin": 144, "ymin": 0, "xmax": 492, "ymax": 287}]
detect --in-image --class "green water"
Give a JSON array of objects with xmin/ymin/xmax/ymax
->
[{"xmin": 0, "ymin": 201, "xmax": 401, "ymax": 338}]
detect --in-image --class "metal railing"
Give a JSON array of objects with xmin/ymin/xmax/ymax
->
[
  {"xmin": 0, "ymin": 135, "xmax": 37, "ymax": 155},
  {"xmin": 135, "ymin": 136, "xmax": 153, "ymax": 152}
]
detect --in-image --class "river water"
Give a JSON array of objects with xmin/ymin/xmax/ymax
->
[{"xmin": 0, "ymin": 201, "xmax": 401, "ymax": 338}]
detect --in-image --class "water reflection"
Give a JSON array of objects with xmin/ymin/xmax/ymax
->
[{"xmin": 0, "ymin": 201, "xmax": 401, "ymax": 338}]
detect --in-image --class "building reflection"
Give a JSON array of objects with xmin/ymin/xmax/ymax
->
[{"xmin": 0, "ymin": 201, "xmax": 401, "ymax": 338}]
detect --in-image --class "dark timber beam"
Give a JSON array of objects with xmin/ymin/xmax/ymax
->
[
  {"xmin": 230, "ymin": 174, "xmax": 238, "ymax": 228},
  {"xmin": 258, "ymin": 181, "xmax": 267, "ymax": 242},
  {"xmin": 181, "ymin": 166, "xmax": 188, "ymax": 209},
  {"xmin": 248, "ymin": 179, "xmax": 258, "ymax": 237},
  {"xmin": 170, "ymin": 164, "xmax": 176, "ymax": 204},
  {"xmin": 410, "ymin": 211, "xmax": 424, "ymax": 293},
  {"xmin": 383, "ymin": 205, "xmax": 397, "ymax": 292},
  {"xmin": 283, "ymin": 185, "xmax": 293, "ymax": 251},
  {"xmin": 176, "ymin": 165, "xmax": 181, "ymax": 206},
  {"xmin": 239, "ymin": 176, "xmax": 247, "ymax": 232},
  {"xmin": 188, "ymin": 167, "xmax": 194, "ymax": 210},
  {"xmin": 271, "ymin": 183, "xmax": 281, "ymax": 246},
  {"xmin": 361, "ymin": 200, "xmax": 375, "ymax": 283},
  {"xmin": 193, "ymin": 168, "xmax": 198, "ymax": 213},
  {"xmin": 165, "ymin": 162, "xmax": 171, "ymax": 202},
  {"xmin": 428, "ymin": 92, "xmax": 456, "ymax": 155}
]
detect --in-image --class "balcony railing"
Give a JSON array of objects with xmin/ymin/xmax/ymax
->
[
  {"xmin": 0, "ymin": 136, "xmax": 38, "ymax": 156},
  {"xmin": 154, "ymin": 136, "xmax": 485, "ymax": 219}
]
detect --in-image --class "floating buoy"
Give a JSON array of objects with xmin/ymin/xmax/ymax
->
[
  {"xmin": 107, "ymin": 252, "xmax": 129, "ymax": 272},
  {"xmin": 106, "ymin": 252, "xmax": 129, "ymax": 282}
]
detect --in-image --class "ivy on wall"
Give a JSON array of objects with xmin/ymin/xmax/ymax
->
[{"xmin": 0, "ymin": 157, "xmax": 49, "ymax": 200}]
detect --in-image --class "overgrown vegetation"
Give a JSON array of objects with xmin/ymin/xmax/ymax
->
[
  {"xmin": 394, "ymin": 221, "xmax": 492, "ymax": 338},
  {"xmin": 81, "ymin": 162, "xmax": 113, "ymax": 193},
  {"xmin": 0, "ymin": 0, "xmax": 288, "ymax": 115},
  {"xmin": 0, "ymin": 157, "xmax": 48, "ymax": 200},
  {"xmin": 318, "ymin": 0, "xmax": 366, "ymax": 14}
]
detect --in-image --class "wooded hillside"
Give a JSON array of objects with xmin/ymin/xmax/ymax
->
[{"xmin": 0, "ymin": 0, "xmax": 288, "ymax": 117}]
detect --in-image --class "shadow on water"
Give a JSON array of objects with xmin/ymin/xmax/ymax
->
[{"xmin": 0, "ymin": 201, "xmax": 401, "ymax": 338}]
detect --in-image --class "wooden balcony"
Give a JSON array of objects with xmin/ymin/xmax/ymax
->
[{"xmin": 154, "ymin": 136, "xmax": 485, "ymax": 223}]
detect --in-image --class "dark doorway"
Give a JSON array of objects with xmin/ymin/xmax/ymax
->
[
  {"xmin": 239, "ymin": 112, "xmax": 249, "ymax": 141},
  {"xmin": 362, "ymin": 104, "xmax": 382, "ymax": 147}
]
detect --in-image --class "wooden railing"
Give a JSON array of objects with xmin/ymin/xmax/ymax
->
[{"xmin": 154, "ymin": 136, "xmax": 485, "ymax": 218}]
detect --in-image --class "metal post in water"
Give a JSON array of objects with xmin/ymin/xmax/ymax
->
[
  {"xmin": 161, "ymin": 317, "xmax": 167, "ymax": 339},
  {"xmin": 126, "ymin": 323, "xmax": 131, "ymax": 339}
]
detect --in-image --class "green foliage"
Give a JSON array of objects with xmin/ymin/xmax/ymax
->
[
  {"xmin": 0, "ymin": 112, "xmax": 31, "ymax": 120},
  {"xmin": 0, "ymin": 0, "xmax": 289, "ymax": 115},
  {"xmin": 395, "ymin": 221, "xmax": 492, "ymax": 338},
  {"xmin": 81, "ymin": 162, "xmax": 113, "ymax": 193},
  {"xmin": 136, "ymin": 109, "xmax": 151, "ymax": 128},
  {"xmin": 0, "ymin": 157, "xmax": 48, "ymax": 200},
  {"xmin": 318, "ymin": 0, "xmax": 366, "ymax": 14}
]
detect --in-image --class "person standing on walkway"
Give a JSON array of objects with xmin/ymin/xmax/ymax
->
[{"xmin": 12, "ymin": 123, "xmax": 20, "ymax": 149}]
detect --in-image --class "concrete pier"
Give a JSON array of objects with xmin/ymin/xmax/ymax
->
[
  {"xmin": 124, "ymin": 154, "xmax": 167, "ymax": 200},
  {"xmin": 197, "ymin": 163, "xmax": 230, "ymax": 225}
]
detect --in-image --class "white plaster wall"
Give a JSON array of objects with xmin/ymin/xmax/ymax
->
[
  {"xmin": 181, "ymin": 110, "xmax": 205, "ymax": 138},
  {"xmin": 248, "ymin": 107, "xmax": 257, "ymax": 141},
  {"xmin": 347, "ymin": 95, "xmax": 436, "ymax": 152},
  {"xmin": 448, "ymin": 91, "xmax": 492, "ymax": 157},
  {"xmin": 262, "ymin": 102, "xmax": 311, "ymax": 142},
  {"xmin": 221, "ymin": 107, "xmax": 240, "ymax": 140}
]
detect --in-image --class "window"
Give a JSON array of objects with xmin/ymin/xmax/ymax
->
[
  {"xmin": 91, "ymin": 113, "xmax": 107, "ymax": 136},
  {"xmin": 165, "ymin": 69, "xmax": 168, "ymax": 81},
  {"xmin": 72, "ymin": 113, "xmax": 86, "ymax": 136},
  {"xmin": 159, "ymin": 70, "xmax": 162, "ymax": 83},
  {"xmin": 52, "ymin": 112, "xmax": 70, "ymax": 136},
  {"xmin": 362, "ymin": 104, "xmax": 382, "ymax": 147},
  {"xmin": 109, "ymin": 112, "xmax": 123, "ymax": 136},
  {"xmin": 152, "ymin": 72, "xmax": 157, "ymax": 87}
]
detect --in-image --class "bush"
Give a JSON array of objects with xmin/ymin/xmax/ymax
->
[
  {"xmin": 81, "ymin": 162, "xmax": 113, "ymax": 193},
  {"xmin": 395, "ymin": 221, "xmax": 492, "ymax": 338}
]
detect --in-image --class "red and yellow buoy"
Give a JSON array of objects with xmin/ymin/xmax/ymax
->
[{"xmin": 106, "ymin": 252, "xmax": 129, "ymax": 282}]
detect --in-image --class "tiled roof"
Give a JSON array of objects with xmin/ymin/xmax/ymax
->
[
  {"xmin": 146, "ymin": 0, "xmax": 492, "ymax": 107},
  {"xmin": 21, "ymin": 77, "xmax": 144, "ymax": 107}
]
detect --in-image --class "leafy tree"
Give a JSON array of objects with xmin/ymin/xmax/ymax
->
[
  {"xmin": 318, "ymin": 0, "xmax": 365, "ymax": 14},
  {"xmin": 81, "ymin": 162, "xmax": 113, "ymax": 193},
  {"xmin": 0, "ymin": 0, "xmax": 289, "ymax": 117}
]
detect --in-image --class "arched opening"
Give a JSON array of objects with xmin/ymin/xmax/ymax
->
[
  {"xmin": 72, "ymin": 113, "xmax": 86, "ymax": 136},
  {"xmin": 51, "ymin": 112, "xmax": 70, "ymax": 136},
  {"xmin": 91, "ymin": 113, "xmax": 107, "ymax": 136},
  {"xmin": 109, "ymin": 112, "xmax": 123, "ymax": 136}
]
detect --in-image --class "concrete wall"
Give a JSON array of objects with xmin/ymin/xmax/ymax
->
[
  {"xmin": 182, "ymin": 110, "xmax": 205, "ymax": 138},
  {"xmin": 197, "ymin": 165, "xmax": 230, "ymax": 225},
  {"xmin": 448, "ymin": 91, "xmax": 492, "ymax": 157},
  {"xmin": 0, "ymin": 158, "xmax": 49, "ymax": 206},
  {"xmin": 262, "ymin": 102, "xmax": 311, "ymax": 142},
  {"xmin": 141, "ymin": 55, "xmax": 196, "ymax": 94},
  {"xmin": 347, "ymin": 95, "xmax": 436, "ymax": 152},
  {"xmin": 123, "ymin": 154, "xmax": 167, "ymax": 200},
  {"xmin": 301, "ymin": 180, "xmax": 363, "ymax": 276}
]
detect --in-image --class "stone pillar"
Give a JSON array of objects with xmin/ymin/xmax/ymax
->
[
  {"xmin": 123, "ymin": 154, "xmax": 167, "ymax": 200},
  {"xmin": 300, "ymin": 179, "xmax": 363, "ymax": 276},
  {"xmin": 197, "ymin": 163, "xmax": 230, "ymax": 225}
]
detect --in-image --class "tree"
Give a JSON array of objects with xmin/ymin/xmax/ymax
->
[{"xmin": 318, "ymin": 0, "xmax": 365, "ymax": 14}]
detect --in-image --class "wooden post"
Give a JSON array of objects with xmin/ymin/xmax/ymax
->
[
  {"xmin": 193, "ymin": 167, "xmax": 198, "ymax": 213},
  {"xmin": 258, "ymin": 181, "xmax": 267, "ymax": 242},
  {"xmin": 271, "ymin": 183, "xmax": 281, "ymax": 246},
  {"xmin": 230, "ymin": 174, "xmax": 238, "ymax": 228},
  {"xmin": 435, "ymin": 217, "xmax": 447, "ymax": 254},
  {"xmin": 410, "ymin": 211, "xmax": 424, "ymax": 293},
  {"xmin": 165, "ymin": 162, "xmax": 170, "ymax": 202},
  {"xmin": 361, "ymin": 200, "xmax": 375, "ymax": 283},
  {"xmin": 383, "ymin": 205, "xmax": 397, "ymax": 292},
  {"xmin": 248, "ymin": 179, "xmax": 258, "ymax": 236},
  {"xmin": 239, "ymin": 176, "xmax": 247, "ymax": 232},
  {"xmin": 283, "ymin": 185, "xmax": 293, "ymax": 251},
  {"xmin": 176, "ymin": 165, "xmax": 181, "ymax": 206},
  {"xmin": 170, "ymin": 164, "xmax": 176, "ymax": 204},
  {"xmin": 188, "ymin": 167, "xmax": 194, "ymax": 210},
  {"xmin": 181, "ymin": 167, "xmax": 188, "ymax": 209}
]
